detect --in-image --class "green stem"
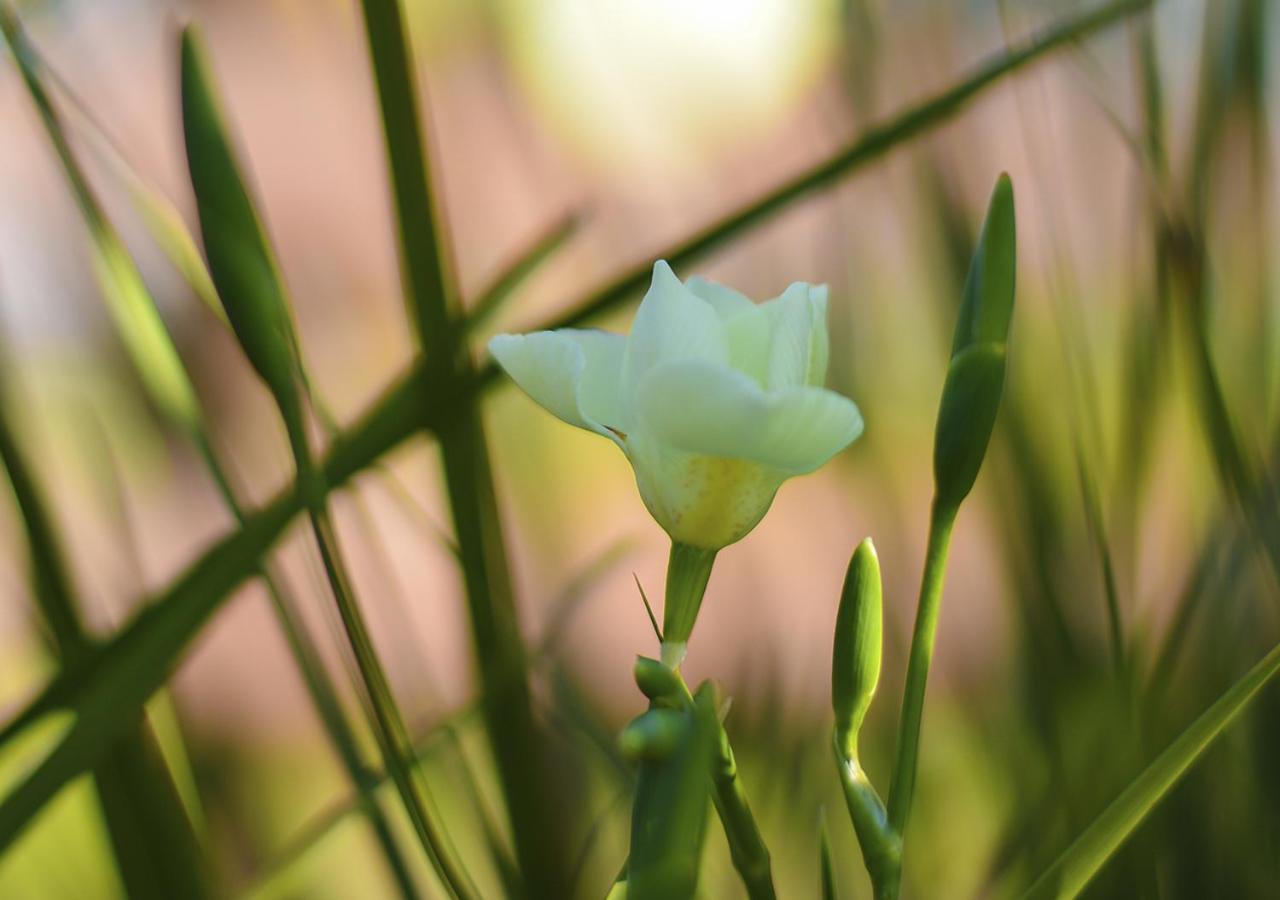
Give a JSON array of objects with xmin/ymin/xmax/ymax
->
[
  {"xmin": 884, "ymin": 501, "xmax": 957, "ymax": 884},
  {"xmin": 669, "ymin": 667, "xmax": 775, "ymax": 899},
  {"xmin": 194, "ymin": 435, "xmax": 421, "ymax": 900},
  {"xmin": 707, "ymin": 721, "xmax": 776, "ymax": 900},
  {"xmin": 832, "ymin": 736, "xmax": 899, "ymax": 900},
  {"xmin": 661, "ymin": 543, "xmax": 718, "ymax": 666},
  {"xmin": 305, "ymin": 499, "xmax": 477, "ymax": 900}
]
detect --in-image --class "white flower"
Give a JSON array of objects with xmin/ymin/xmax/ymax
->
[{"xmin": 489, "ymin": 261, "xmax": 863, "ymax": 550}]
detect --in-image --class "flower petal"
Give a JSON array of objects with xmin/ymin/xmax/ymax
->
[
  {"xmin": 685, "ymin": 275, "xmax": 756, "ymax": 320},
  {"xmin": 636, "ymin": 358, "xmax": 863, "ymax": 474},
  {"xmin": 804, "ymin": 284, "xmax": 830, "ymax": 387},
  {"xmin": 489, "ymin": 329, "xmax": 626, "ymax": 443},
  {"xmin": 763, "ymin": 282, "xmax": 815, "ymax": 390},
  {"xmin": 622, "ymin": 261, "xmax": 728, "ymax": 422}
]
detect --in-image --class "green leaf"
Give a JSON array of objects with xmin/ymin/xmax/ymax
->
[
  {"xmin": 0, "ymin": 7, "xmax": 201, "ymax": 437},
  {"xmin": 357, "ymin": 0, "xmax": 571, "ymax": 891},
  {"xmin": 832, "ymin": 538, "xmax": 883, "ymax": 758},
  {"xmin": 933, "ymin": 342, "xmax": 1008, "ymax": 511},
  {"xmin": 1022, "ymin": 640, "xmax": 1280, "ymax": 899}
]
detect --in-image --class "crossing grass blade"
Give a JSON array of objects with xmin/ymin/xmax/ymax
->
[
  {"xmin": 0, "ymin": 377, "xmax": 207, "ymax": 898},
  {"xmin": 464, "ymin": 211, "xmax": 580, "ymax": 335},
  {"xmin": 1022, "ymin": 640, "xmax": 1280, "ymax": 899},
  {"xmin": 0, "ymin": 9, "xmax": 423, "ymax": 894}
]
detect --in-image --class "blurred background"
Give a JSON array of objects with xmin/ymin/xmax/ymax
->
[{"xmin": 1, "ymin": 0, "xmax": 1277, "ymax": 896}]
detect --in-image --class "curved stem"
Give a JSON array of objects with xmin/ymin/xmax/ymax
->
[{"xmin": 833, "ymin": 735, "xmax": 900, "ymax": 900}]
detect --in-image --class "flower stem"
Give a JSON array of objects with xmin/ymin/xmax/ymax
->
[
  {"xmin": 833, "ymin": 735, "xmax": 899, "ymax": 900},
  {"xmin": 669, "ymin": 670, "xmax": 776, "ymax": 900},
  {"xmin": 884, "ymin": 500, "xmax": 957, "ymax": 890},
  {"xmin": 661, "ymin": 543, "xmax": 718, "ymax": 664}
]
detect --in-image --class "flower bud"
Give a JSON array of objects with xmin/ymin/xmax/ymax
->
[
  {"xmin": 619, "ymin": 708, "xmax": 686, "ymax": 762},
  {"xmin": 634, "ymin": 656, "xmax": 683, "ymax": 703},
  {"xmin": 933, "ymin": 174, "xmax": 1015, "ymax": 514},
  {"xmin": 181, "ymin": 26, "xmax": 302, "ymax": 426},
  {"xmin": 832, "ymin": 538, "xmax": 883, "ymax": 757}
]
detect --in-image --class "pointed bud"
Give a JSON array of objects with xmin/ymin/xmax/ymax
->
[
  {"xmin": 181, "ymin": 25, "xmax": 302, "ymax": 428},
  {"xmin": 933, "ymin": 174, "xmax": 1015, "ymax": 513},
  {"xmin": 832, "ymin": 538, "xmax": 883, "ymax": 758}
]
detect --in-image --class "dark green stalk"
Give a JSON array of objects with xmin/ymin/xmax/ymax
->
[
  {"xmin": 180, "ymin": 25, "xmax": 473, "ymax": 895},
  {"xmin": 356, "ymin": 0, "xmax": 566, "ymax": 893},
  {"xmin": 885, "ymin": 503, "xmax": 956, "ymax": 854}
]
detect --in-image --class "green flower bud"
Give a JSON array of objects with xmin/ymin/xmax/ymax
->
[
  {"xmin": 634, "ymin": 656, "xmax": 683, "ymax": 703},
  {"xmin": 628, "ymin": 683, "xmax": 718, "ymax": 900},
  {"xmin": 181, "ymin": 26, "xmax": 302, "ymax": 426},
  {"xmin": 951, "ymin": 174, "xmax": 1015, "ymax": 357},
  {"xmin": 619, "ymin": 708, "xmax": 687, "ymax": 762},
  {"xmin": 933, "ymin": 174, "xmax": 1015, "ymax": 513},
  {"xmin": 832, "ymin": 538, "xmax": 883, "ymax": 758},
  {"xmin": 933, "ymin": 343, "xmax": 1008, "ymax": 512}
]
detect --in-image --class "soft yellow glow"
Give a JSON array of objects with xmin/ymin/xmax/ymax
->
[{"xmin": 499, "ymin": 0, "xmax": 839, "ymax": 173}]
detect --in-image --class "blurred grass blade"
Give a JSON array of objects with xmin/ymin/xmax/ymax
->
[
  {"xmin": 464, "ymin": 211, "xmax": 580, "ymax": 335},
  {"xmin": 0, "ymin": 5, "xmax": 199, "ymax": 435},
  {"xmin": 0, "ymin": 380, "xmax": 207, "ymax": 897},
  {"xmin": 1022, "ymin": 640, "xmax": 1280, "ymax": 899},
  {"xmin": 181, "ymin": 25, "xmax": 474, "ymax": 898},
  {"xmin": 7, "ymin": 25, "xmax": 225, "ymax": 321},
  {"xmin": 2, "ymin": 9, "xmax": 421, "ymax": 893},
  {"xmin": 357, "ymin": 0, "xmax": 569, "ymax": 893},
  {"xmin": 478, "ymin": 0, "xmax": 1147, "ymax": 350},
  {"xmin": 819, "ymin": 812, "xmax": 838, "ymax": 900}
]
